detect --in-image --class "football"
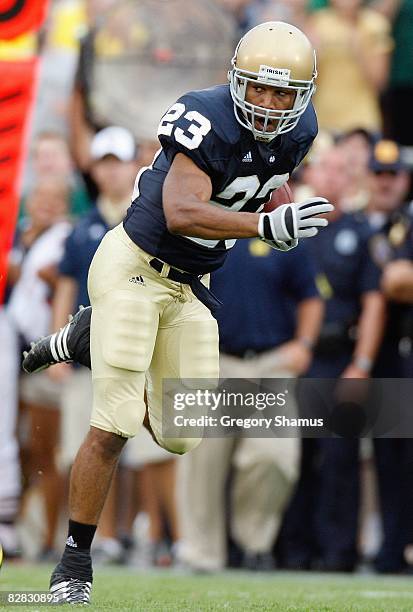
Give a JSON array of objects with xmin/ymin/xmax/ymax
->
[{"xmin": 264, "ymin": 182, "xmax": 294, "ymax": 212}]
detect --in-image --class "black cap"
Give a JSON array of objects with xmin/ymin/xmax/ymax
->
[{"xmin": 369, "ymin": 139, "xmax": 406, "ymax": 173}]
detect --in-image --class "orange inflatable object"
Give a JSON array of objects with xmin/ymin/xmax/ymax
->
[
  {"xmin": 0, "ymin": 58, "xmax": 39, "ymax": 302},
  {"xmin": 0, "ymin": 0, "xmax": 48, "ymax": 302},
  {"xmin": 0, "ymin": 0, "xmax": 48, "ymax": 40}
]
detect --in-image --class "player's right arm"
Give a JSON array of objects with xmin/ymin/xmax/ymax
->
[
  {"xmin": 164, "ymin": 153, "xmax": 333, "ymax": 247},
  {"xmin": 160, "ymin": 95, "xmax": 333, "ymax": 248},
  {"xmin": 163, "ymin": 153, "xmax": 260, "ymax": 239}
]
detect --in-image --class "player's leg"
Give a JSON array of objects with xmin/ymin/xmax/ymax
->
[
  {"xmin": 24, "ymin": 312, "xmax": 163, "ymax": 445},
  {"xmin": 50, "ymin": 225, "xmax": 160, "ymax": 603},
  {"xmin": 22, "ymin": 305, "xmax": 92, "ymax": 373},
  {"xmin": 120, "ymin": 425, "xmax": 174, "ymax": 564},
  {"xmin": 146, "ymin": 288, "xmax": 220, "ymax": 455}
]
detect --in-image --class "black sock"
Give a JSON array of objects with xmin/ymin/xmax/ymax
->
[
  {"xmin": 59, "ymin": 520, "xmax": 97, "ymax": 581},
  {"xmin": 65, "ymin": 519, "xmax": 97, "ymax": 550}
]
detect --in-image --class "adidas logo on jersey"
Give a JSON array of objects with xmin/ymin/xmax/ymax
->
[
  {"xmin": 66, "ymin": 536, "xmax": 78, "ymax": 548},
  {"xmin": 129, "ymin": 275, "xmax": 145, "ymax": 286},
  {"xmin": 242, "ymin": 151, "xmax": 253, "ymax": 162}
]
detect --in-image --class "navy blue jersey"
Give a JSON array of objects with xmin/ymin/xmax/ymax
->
[
  {"xmin": 211, "ymin": 238, "xmax": 319, "ymax": 354},
  {"xmin": 308, "ymin": 213, "xmax": 381, "ymax": 325},
  {"xmin": 59, "ymin": 207, "xmax": 109, "ymax": 309},
  {"xmin": 123, "ymin": 84, "xmax": 317, "ymax": 275}
]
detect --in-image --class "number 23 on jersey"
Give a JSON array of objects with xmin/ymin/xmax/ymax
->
[{"xmin": 157, "ymin": 102, "xmax": 211, "ymax": 151}]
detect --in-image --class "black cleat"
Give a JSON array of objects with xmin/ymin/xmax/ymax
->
[
  {"xmin": 22, "ymin": 306, "xmax": 92, "ymax": 373},
  {"xmin": 50, "ymin": 563, "xmax": 92, "ymax": 605}
]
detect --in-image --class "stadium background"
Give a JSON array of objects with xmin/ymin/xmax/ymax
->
[{"xmin": 1, "ymin": 0, "xmax": 413, "ymax": 609}]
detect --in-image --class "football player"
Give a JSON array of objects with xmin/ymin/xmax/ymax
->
[{"xmin": 25, "ymin": 22, "xmax": 333, "ymax": 603}]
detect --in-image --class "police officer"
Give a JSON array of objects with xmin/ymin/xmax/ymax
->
[
  {"xmin": 367, "ymin": 139, "xmax": 412, "ymax": 377},
  {"xmin": 178, "ymin": 236, "xmax": 323, "ymax": 571},
  {"xmin": 277, "ymin": 144, "xmax": 386, "ymax": 571},
  {"xmin": 366, "ymin": 138, "xmax": 413, "ymax": 573}
]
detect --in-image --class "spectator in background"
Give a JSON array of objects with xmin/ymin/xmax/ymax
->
[
  {"xmin": 277, "ymin": 145, "xmax": 386, "ymax": 572},
  {"xmin": 375, "ymin": 0, "xmax": 413, "ymax": 147},
  {"xmin": 337, "ymin": 129, "xmax": 375, "ymax": 212},
  {"xmin": 364, "ymin": 139, "xmax": 413, "ymax": 573},
  {"xmin": 247, "ymin": 0, "xmax": 310, "ymax": 31},
  {"xmin": 7, "ymin": 178, "xmax": 71, "ymax": 561},
  {"xmin": 382, "ymin": 260, "xmax": 413, "ymax": 575},
  {"xmin": 224, "ymin": 0, "xmax": 328, "ymax": 33},
  {"xmin": 69, "ymin": 0, "xmax": 118, "ymax": 177},
  {"xmin": 308, "ymin": 0, "xmax": 393, "ymax": 134},
  {"xmin": 366, "ymin": 139, "xmax": 412, "ymax": 378},
  {"xmin": 69, "ymin": 0, "xmax": 235, "ymax": 200},
  {"xmin": 22, "ymin": 131, "xmax": 92, "ymax": 221},
  {"xmin": 30, "ymin": 0, "xmax": 88, "ymax": 136},
  {"xmin": 178, "ymin": 235, "xmax": 323, "ymax": 572},
  {"xmin": 216, "ymin": 0, "xmax": 257, "ymax": 35},
  {"xmin": 68, "ymin": 0, "xmax": 171, "ymax": 199}
]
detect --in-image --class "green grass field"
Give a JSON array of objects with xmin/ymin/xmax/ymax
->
[{"xmin": 1, "ymin": 563, "xmax": 413, "ymax": 611}]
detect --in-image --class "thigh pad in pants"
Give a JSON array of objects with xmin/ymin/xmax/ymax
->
[
  {"xmin": 101, "ymin": 291, "xmax": 158, "ymax": 372},
  {"xmin": 178, "ymin": 319, "xmax": 219, "ymax": 381}
]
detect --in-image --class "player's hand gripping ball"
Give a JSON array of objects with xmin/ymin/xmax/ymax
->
[{"xmin": 260, "ymin": 183, "xmax": 333, "ymax": 252}]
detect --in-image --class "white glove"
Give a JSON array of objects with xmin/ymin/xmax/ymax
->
[{"xmin": 258, "ymin": 197, "xmax": 334, "ymax": 251}]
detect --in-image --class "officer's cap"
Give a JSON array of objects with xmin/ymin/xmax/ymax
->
[{"xmin": 369, "ymin": 139, "xmax": 406, "ymax": 174}]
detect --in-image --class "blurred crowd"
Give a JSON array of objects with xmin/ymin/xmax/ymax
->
[{"xmin": 1, "ymin": 0, "xmax": 413, "ymax": 575}]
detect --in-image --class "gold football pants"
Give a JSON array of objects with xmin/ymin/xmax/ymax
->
[{"xmin": 87, "ymin": 224, "xmax": 219, "ymax": 454}]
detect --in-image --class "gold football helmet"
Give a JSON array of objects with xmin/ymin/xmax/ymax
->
[{"xmin": 229, "ymin": 21, "xmax": 317, "ymax": 142}]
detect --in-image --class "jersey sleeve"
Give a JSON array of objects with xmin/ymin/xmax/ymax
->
[{"xmin": 157, "ymin": 94, "xmax": 218, "ymax": 174}]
